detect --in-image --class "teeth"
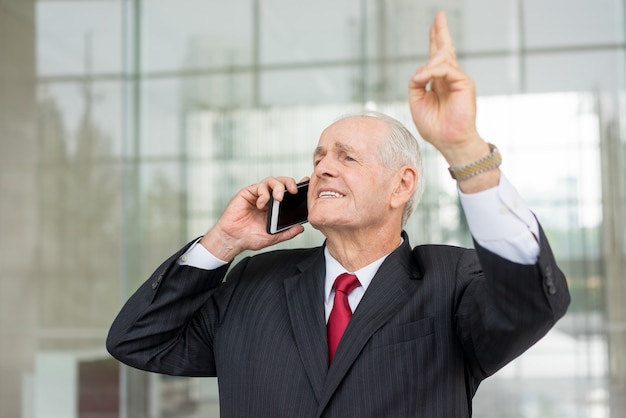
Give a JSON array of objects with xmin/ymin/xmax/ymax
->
[{"xmin": 319, "ymin": 191, "xmax": 344, "ymax": 198}]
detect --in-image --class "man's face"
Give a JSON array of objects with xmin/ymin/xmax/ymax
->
[{"xmin": 307, "ymin": 116, "xmax": 399, "ymax": 233}]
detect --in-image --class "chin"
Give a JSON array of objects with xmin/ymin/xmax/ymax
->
[
  {"xmin": 309, "ymin": 218, "xmax": 350, "ymax": 232},
  {"xmin": 308, "ymin": 209, "xmax": 352, "ymax": 230}
]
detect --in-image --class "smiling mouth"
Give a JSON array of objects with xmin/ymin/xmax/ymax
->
[{"xmin": 318, "ymin": 191, "xmax": 345, "ymax": 198}]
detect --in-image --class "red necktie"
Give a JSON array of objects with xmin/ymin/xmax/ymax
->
[{"xmin": 327, "ymin": 273, "xmax": 360, "ymax": 363}]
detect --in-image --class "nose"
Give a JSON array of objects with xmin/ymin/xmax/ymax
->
[{"xmin": 313, "ymin": 155, "xmax": 338, "ymax": 178}]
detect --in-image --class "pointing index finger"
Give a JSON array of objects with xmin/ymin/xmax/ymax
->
[{"xmin": 434, "ymin": 11, "xmax": 455, "ymax": 56}]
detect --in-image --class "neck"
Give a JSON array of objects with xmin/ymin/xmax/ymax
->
[{"xmin": 324, "ymin": 227, "xmax": 402, "ymax": 272}]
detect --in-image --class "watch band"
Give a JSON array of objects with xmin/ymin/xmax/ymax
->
[{"xmin": 448, "ymin": 143, "xmax": 502, "ymax": 181}]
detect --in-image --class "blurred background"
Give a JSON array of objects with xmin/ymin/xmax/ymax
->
[{"xmin": 1, "ymin": 0, "xmax": 625, "ymax": 417}]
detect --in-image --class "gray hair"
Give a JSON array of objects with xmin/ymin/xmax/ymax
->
[{"xmin": 335, "ymin": 110, "xmax": 425, "ymax": 226}]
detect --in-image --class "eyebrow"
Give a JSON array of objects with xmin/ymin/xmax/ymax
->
[{"xmin": 313, "ymin": 141, "xmax": 357, "ymax": 157}]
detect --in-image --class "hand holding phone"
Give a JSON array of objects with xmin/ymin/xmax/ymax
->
[{"xmin": 266, "ymin": 180, "xmax": 309, "ymax": 234}]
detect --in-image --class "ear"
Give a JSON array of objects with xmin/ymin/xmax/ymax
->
[{"xmin": 390, "ymin": 166, "xmax": 418, "ymax": 210}]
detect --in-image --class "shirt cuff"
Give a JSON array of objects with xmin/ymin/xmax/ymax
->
[
  {"xmin": 458, "ymin": 173, "xmax": 540, "ymax": 264},
  {"xmin": 178, "ymin": 238, "xmax": 229, "ymax": 270}
]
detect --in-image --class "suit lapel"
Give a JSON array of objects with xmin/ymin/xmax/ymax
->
[
  {"xmin": 283, "ymin": 249, "xmax": 328, "ymax": 401},
  {"xmin": 317, "ymin": 238, "xmax": 422, "ymax": 414}
]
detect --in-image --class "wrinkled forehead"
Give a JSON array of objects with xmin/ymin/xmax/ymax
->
[{"xmin": 314, "ymin": 116, "xmax": 390, "ymax": 153}]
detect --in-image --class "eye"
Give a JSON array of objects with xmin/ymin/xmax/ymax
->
[{"xmin": 340, "ymin": 152, "xmax": 357, "ymax": 163}]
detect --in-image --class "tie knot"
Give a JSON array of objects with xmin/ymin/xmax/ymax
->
[{"xmin": 334, "ymin": 273, "xmax": 360, "ymax": 294}]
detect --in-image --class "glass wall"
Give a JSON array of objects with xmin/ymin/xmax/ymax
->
[{"xmin": 0, "ymin": 0, "xmax": 624, "ymax": 417}]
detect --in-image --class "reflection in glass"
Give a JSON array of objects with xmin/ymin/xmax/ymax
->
[{"xmin": 37, "ymin": 1, "xmax": 123, "ymax": 76}]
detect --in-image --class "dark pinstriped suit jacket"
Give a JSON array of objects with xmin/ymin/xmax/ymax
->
[{"xmin": 107, "ymin": 228, "xmax": 569, "ymax": 417}]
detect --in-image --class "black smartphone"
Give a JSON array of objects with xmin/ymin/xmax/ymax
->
[{"xmin": 266, "ymin": 180, "xmax": 309, "ymax": 234}]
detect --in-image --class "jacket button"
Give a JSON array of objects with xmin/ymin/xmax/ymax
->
[
  {"xmin": 152, "ymin": 273, "xmax": 163, "ymax": 289},
  {"xmin": 545, "ymin": 265, "xmax": 555, "ymax": 286}
]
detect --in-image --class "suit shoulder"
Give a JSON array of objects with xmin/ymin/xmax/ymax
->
[
  {"xmin": 231, "ymin": 246, "xmax": 323, "ymax": 278},
  {"xmin": 412, "ymin": 243, "xmax": 475, "ymax": 258},
  {"xmin": 411, "ymin": 243, "xmax": 480, "ymax": 275},
  {"xmin": 250, "ymin": 246, "xmax": 322, "ymax": 263}
]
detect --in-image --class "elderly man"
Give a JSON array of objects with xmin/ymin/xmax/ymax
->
[{"xmin": 107, "ymin": 11, "xmax": 569, "ymax": 417}]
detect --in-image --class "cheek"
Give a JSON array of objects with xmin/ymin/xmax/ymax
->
[
  {"xmin": 358, "ymin": 188, "xmax": 392, "ymax": 213},
  {"xmin": 306, "ymin": 201, "xmax": 325, "ymax": 222}
]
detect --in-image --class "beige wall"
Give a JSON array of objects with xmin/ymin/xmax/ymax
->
[{"xmin": 0, "ymin": 0, "xmax": 37, "ymax": 416}]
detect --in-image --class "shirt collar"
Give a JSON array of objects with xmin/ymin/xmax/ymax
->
[{"xmin": 323, "ymin": 238, "xmax": 403, "ymax": 304}]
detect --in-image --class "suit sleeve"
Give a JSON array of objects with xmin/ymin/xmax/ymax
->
[
  {"xmin": 106, "ymin": 240, "xmax": 236, "ymax": 377},
  {"xmin": 455, "ymin": 222, "xmax": 570, "ymax": 380}
]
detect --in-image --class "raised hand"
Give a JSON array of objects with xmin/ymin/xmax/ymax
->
[
  {"xmin": 408, "ymin": 11, "xmax": 487, "ymax": 165},
  {"xmin": 409, "ymin": 11, "xmax": 498, "ymax": 191}
]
